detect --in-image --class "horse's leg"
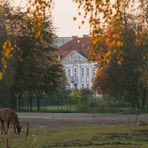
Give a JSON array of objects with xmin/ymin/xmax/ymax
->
[
  {"xmin": 1, "ymin": 121, "xmax": 5, "ymax": 135},
  {"xmin": 0, "ymin": 122, "xmax": 2, "ymax": 135},
  {"xmin": 6, "ymin": 122, "xmax": 10, "ymax": 134},
  {"xmin": 14, "ymin": 126, "xmax": 17, "ymax": 135},
  {"xmin": 1, "ymin": 121, "xmax": 6, "ymax": 135},
  {"xmin": 0, "ymin": 124, "xmax": 3, "ymax": 135}
]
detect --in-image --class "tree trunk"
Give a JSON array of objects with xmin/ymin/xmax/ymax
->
[
  {"xmin": 27, "ymin": 97, "xmax": 29, "ymax": 111},
  {"xmin": 13, "ymin": 97, "xmax": 17, "ymax": 110},
  {"xmin": 29, "ymin": 97, "xmax": 32, "ymax": 111},
  {"xmin": 15, "ymin": 97, "xmax": 18, "ymax": 110},
  {"xmin": 142, "ymin": 88, "xmax": 146, "ymax": 110},
  {"xmin": 21, "ymin": 97, "xmax": 24, "ymax": 110},
  {"xmin": 62, "ymin": 96, "xmax": 64, "ymax": 111},
  {"xmin": 10, "ymin": 86, "xmax": 15, "ymax": 109},
  {"xmin": 37, "ymin": 97, "xmax": 40, "ymax": 112},
  {"xmin": 18, "ymin": 96, "xmax": 21, "ymax": 111},
  {"xmin": 136, "ymin": 98, "xmax": 140, "ymax": 109}
]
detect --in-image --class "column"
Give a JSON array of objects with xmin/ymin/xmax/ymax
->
[{"xmin": 77, "ymin": 63, "xmax": 80, "ymax": 89}]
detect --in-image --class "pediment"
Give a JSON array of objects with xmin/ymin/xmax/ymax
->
[{"xmin": 62, "ymin": 51, "xmax": 88, "ymax": 64}]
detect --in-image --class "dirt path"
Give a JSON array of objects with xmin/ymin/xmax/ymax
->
[{"xmin": 18, "ymin": 112, "xmax": 148, "ymax": 128}]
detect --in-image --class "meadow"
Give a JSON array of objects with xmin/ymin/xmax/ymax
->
[{"xmin": 0, "ymin": 125, "xmax": 148, "ymax": 148}]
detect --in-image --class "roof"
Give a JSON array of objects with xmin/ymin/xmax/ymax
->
[
  {"xmin": 57, "ymin": 36, "xmax": 90, "ymax": 60},
  {"xmin": 54, "ymin": 37, "xmax": 73, "ymax": 47}
]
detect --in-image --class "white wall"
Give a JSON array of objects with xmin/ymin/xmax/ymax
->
[{"xmin": 63, "ymin": 62, "xmax": 97, "ymax": 89}]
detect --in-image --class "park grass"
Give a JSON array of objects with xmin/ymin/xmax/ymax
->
[
  {"xmin": 20, "ymin": 105, "xmax": 77, "ymax": 112},
  {"xmin": 0, "ymin": 125, "xmax": 148, "ymax": 148}
]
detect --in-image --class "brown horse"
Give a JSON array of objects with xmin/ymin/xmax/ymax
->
[{"xmin": 0, "ymin": 108, "xmax": 22, "ymax": 135}]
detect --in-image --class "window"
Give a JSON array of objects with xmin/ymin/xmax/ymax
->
[
  {"xmin": 87, "ymin": 84, "xmax": 89, "ymax": 88},
  {"xmin": 81, "ymin": 67, "xmax": 84, "ymax": 77},
  {"xmin": 86, "ymin": 67, "xmax": 89, "ymax": 77},
  {"xmin": 93, "ymin": 67, "xmax": 96, "ymax": 75},
  {"xmin": 74, "ymin": 83, "xmax": 77, "ymax": 89},
  {"xmin": 68, "ymin": 69, "xmax": 71, "ymax": 77},
  {"xmin": 82, "ymin": 84, "xmax": 84, "ymax": 88},
  {"xmin": 74, "ymin": 68, "xmax": 77, "ymax": 77}
]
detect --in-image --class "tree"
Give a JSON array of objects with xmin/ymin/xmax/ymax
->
[
  {"xmin": 0, "ymin": 3, "xmax": 16, "ymax": 106},
  {"xmin": 72, "ymin": 0, "xmax": 148, "ymax": 109},
  {"xmin": 12, "ymin": 14, "xmax": 66, "ymax": 111},
  {"xmin": 93, "ymin": 26, "xmax": 148, "ymax": 109},
  {"xmin": 93, "ymin": 67, "xmax": 110, "ymax": 95},
  {"xmin": 0, "ymin": 3, "xmax": 66, "ymax": 110},
  {"xmin": 0, "ymin": 0, "xmax": 54, "ymax": 79}
]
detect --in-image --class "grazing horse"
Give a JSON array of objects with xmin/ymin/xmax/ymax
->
[
  {"xmin": 0, "ymin": 108, "xmax": 22, "ymax": 135},
  {"xmin": 0, "ymin": 115, "xmax": 4, "ymax": 135}
]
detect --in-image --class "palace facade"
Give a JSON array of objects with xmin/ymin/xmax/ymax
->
[{"xmin": 57, "ymin": 35, "xmax": 97, "ymax": 89}]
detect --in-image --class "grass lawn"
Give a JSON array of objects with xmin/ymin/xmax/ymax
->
[
  {"xmin": 46, "ymin": 105, "xmax": 77, "ymax": 112},
  {"xmin": 21, "ymin": 105, "xmax": 77, "ymax": 112},
  {"xmin": 0, "ymin": 125, "xmax": 148, "ymax": 148}
]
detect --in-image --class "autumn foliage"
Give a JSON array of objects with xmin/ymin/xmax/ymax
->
[
  {"xmin": 0, "ymin": 0, "xmax": 54, "ymax": 79},
  {"xmin": 74, "ymin": 0, "xmax": 148, "ymax": 66},
  {"xmin": 93, "ymin": 67, "xmax": 109, "ymax": 94},
  {"xmin": 27, "ymin": 0, "xmax": 54, "ymax": 40},
  {"xmin": 93, "ymin": 26, "xmax": 148, "ymax": 108}
]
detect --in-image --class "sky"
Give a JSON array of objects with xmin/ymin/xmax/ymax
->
[
  {"xmin": 12, "ymin": 0, "xmax": 90, "ymax": 37},
  {"xmin": 53, "ymin": 0, "xmax": 90, "ymax": 37}
]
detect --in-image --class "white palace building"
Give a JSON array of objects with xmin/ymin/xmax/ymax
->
[{"xmin": 57, "ymin": 35, "xmax": 97, "ymax": 90}]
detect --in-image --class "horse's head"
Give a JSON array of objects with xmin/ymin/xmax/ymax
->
[{"xmin": 17, "ymin": 126, "xmax": 22, "ymax": 135}]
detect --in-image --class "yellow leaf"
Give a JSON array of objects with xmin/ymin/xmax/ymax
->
[
  {"xmin": 111, "ymin": 40, "xmax": 116, "ymax": 46},
  {"xmin": 112, "ymin": 33, "xmax": 120, "ymax": 39},
  {"xmin": 116, "ymin": 41, "xmax": 123, "ymax": 47},
  {"xmin": 106, "ymin": 59, "xmax": 110, "ymax": 63},
  {"xmin": 0, "ymin": 72, "xmax": 3, "ymax": 80},
  {"xmin": 105, "ymin": 51, "xmax": 111, "ymax": 57}
]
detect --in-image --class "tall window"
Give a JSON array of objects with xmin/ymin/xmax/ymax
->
[
  {"xmin": 93, "ymin": 67, "xmax": 96, "ymax": 75},
  {"xmin": 86, "ymin": 67, "xmax": 89, "ymax": 77},
  {"xmin": 74, "ymin": 83, "xmax": 77, "ymax": 89},
  {"xmin": 87, "ymin": 84, "xmax": 89, "ymax": 88},
  {"xmin": 68, "ymin": 69, "xmax": 71, "ymax": 77},
  {"xmin": 81, "ymin": 67, "xmax": 84, "ymax": 77},
  {"xmin": 82, "ymin": 84, "xmax": 84, "ymax": 88},
  {"xmin": 74, "ymin": 68, "xmax": 77, "ymax": 77}
]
